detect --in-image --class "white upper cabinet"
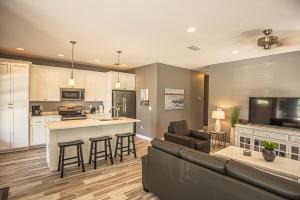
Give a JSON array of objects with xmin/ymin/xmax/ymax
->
[
  {"xmin": 30, "ymin": 65, "xmax": 60, "ymax": 101},
  {"xmin": 108, "ymin": 71, "xmax": 136, "ymax": 91},
  {"xmin": 45, "ymin": 68, "xmax": 60, "ymax": 101},
  {"xmin": 30, "ymin": 66, "xmax": 44, "ymax": 101},
  {"xmin": 85, "ymin": 71, "xmax": 107, "ymax": 102},
  {"xmin": 59, "ymin": 68, "xmax": 85, "ymax": 89}
]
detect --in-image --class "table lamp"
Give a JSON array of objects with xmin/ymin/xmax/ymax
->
[{"xmin": 212, "ymin": 108, "xmax": 225, "ymax": 133}]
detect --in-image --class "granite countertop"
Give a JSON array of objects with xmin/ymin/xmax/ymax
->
[{"xmin": 47, "ymin": 117, "xmax": 140, "ymax": 131}]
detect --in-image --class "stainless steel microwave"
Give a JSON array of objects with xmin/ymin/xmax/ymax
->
[{"xmin": 60, "ymin": 88, "xmax": 85, "ymax": 101}]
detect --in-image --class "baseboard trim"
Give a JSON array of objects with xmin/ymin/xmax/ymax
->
[{"xmin": 136, "ymin": 134, "xmax": 153, "ymax": 141}]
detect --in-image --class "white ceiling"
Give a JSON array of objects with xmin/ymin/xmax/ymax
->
[{"xmin": 0, "ymin": 0, "xmax": 300, "ymax": 70}]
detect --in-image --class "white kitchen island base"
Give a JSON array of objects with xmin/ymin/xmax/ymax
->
[{"xmin": 46, "ymin": 118, "xmax": 140, "ymax": 171}]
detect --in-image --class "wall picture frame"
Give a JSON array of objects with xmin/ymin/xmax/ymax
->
[{"xmin": 164, "ymin": 88, "xmax": 184, "ymax": 110}]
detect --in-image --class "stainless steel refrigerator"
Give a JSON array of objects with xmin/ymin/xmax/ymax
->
[{"xmin": 112, "ymin": 90, "xmax": 136, "ymax": 118}]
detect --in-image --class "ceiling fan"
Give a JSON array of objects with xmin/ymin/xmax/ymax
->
[{"xmin": 257, "ymin": 29, "xmax": 283, "ymax": 50}]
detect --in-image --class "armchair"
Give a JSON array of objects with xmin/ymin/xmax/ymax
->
[{"xmin": 164, "ymin": 120, "xmax": 211, "ymax": 153}]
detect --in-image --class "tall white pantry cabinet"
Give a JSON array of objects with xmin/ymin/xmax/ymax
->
[{"xmin": 0, "ymin": 60, "xmax": 30, "ymax": 151}]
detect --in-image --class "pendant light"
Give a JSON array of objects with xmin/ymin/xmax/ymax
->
[
  {"xmin": 68, "ymin": 41, "xmax": 76, "ymax": 87},
  {"xmin": 115, "ymin": 50, "xmax": 122, "ymax": 89}
]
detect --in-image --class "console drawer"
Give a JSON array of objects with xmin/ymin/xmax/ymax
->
[
  {"xmin": 238, "ymin": 127, "xmax": 253, "ymax": 135},
  {"xmin": 253, "ymin": 130, "xmax": 268, "ymax": 137},
  {"xmin": 269, "ymin": 132, "xmax": 289, "ymax": 141},
  {"xmin": 290, "ymin": 135, "xmax": 300, "ymax": 143}
]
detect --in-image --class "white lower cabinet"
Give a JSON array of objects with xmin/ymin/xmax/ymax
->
[
  {"xmin": 30, "ymin": 116, "xmax": 61, "ymax": 146},
  {"xmin": 30, "ymin": 124, "xmax": 46, "ymax": 146},
  {"xmin": 236, "ymin": 124, "xmax": 300, "ymax": 161}
]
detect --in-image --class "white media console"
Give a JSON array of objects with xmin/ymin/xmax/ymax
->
[{"xmin": 235, "ymin": 124, "xmax": 300, "ymax": 161}]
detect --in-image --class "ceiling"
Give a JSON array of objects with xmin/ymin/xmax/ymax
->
[{"xmin": 0, "ymin": 0, "xmax": 300, "ymax": 70}]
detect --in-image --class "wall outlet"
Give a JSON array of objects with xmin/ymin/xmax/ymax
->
[{"xmin": 140, "ymin": 126, "xmax": 144, "ymax": 130}]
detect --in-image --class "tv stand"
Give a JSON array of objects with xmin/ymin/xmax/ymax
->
[{"xmin": 235, "ymin": 124, "xmax": 300, "ymax": 161}]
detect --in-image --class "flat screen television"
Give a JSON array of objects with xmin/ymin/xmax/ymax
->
[{"xmin": 249, "ymin": 97, "xmax": 300, "ymax": 129}]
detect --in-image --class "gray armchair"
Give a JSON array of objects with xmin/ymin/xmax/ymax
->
[{"xmin": 164, "ymin": 120, "xmax": 211, "ymax": 153}]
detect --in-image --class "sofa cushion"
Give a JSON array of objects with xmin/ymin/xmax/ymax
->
[
  {"xmin": 170, "ymin": 120, "xmax": 189, "ymax": 136},
  {"xmin": 151, "ymin": 139, "xmax": 182, "ymax": 157},
  {"xmin": 226, "ymin": 160, "xmax": 300, "ymax": 200},
  {"xmin": 179, "ymin": 148, "xmax": 228, "ymax": 174}
]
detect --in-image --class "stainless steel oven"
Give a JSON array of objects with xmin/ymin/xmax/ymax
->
[{"xmin": 60, "ymin": 88, "xmax": 85, "ymax": 101}]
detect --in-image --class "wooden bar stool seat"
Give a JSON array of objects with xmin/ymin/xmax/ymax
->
[
  {"xmin": 114, "ymin": 133, "xmax": 137, "ymax": 162},
  {"xmin": 89, "ymin": 136, "xmax": 113, "ymax": 169},
  {"xmin": 57, "ymin": 140, "xmax": 85, "ymax": 178}
]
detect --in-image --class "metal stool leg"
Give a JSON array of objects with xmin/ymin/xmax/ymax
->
[
  {"xmin": 108, "ymin": 139, "xmax": 113, "ymax": 165},
  {"xmin": 61, "ymin": 147, "xmax": 65, "ymax": 178},
  {"xmin": 131, "ymin": 136, "xmax": 137, "ymax": 158},
  {"xmin": 57, "ymin": 147, "xmax": 62, "ymax": 171},
  {"xmin": 94, "ymin": 141, "xmax": 97, "ymax": 169},
  {"xmin": 104, "ymin": 140, "xmax": 108, "ymax": 160},
  {"xmin": 77, "ymin": 144, "xmax": 80, "ymax": 167},
  {"xmin": 79, "ymin": 144, "xmax": 85, "ymax": 172},
  {"xmin": 89, "ymin": 141, "xmax": 94, "ymax": 164},
  {"xmin": 128, "ymin": 136, "xmax": 130, "ymax": 155},
  {"xmin": 120, "ymin": 138, "xmax": 123, "ymax": 162},
  {"xmin": 114, "ymin": 137, "xmax": 119, "ymax": 158}
]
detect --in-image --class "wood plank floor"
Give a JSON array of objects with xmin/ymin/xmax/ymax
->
[{"xmin": 0, "ymin": 138, "xmax": 158, "ymax": 200}]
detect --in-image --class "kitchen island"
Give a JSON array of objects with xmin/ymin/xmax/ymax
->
[{"xmin": 46, "ymin": 117, "xmax": 140, "ymax": 171}]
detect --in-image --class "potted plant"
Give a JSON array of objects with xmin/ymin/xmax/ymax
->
[
  {"xmin": 262, "ymin": 141, "xmax": 277, "ymax": 162},
  {"xmin": 230, "ymin": 107, "xmax": 240, "ymax": 145}
]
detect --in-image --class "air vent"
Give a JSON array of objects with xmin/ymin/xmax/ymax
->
[{"xmin": 187, "ymin": 45, "xmax": 201, "ymax": 51}]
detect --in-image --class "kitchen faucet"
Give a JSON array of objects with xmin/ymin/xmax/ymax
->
[{"xmin": 110, "ymin": 106, "xmax": 120, "ymax": 118}]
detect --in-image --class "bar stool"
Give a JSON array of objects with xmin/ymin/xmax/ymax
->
[
  {"xmin": 57, "ymin": 140, "xmax": 85, "ymax": 178},
  {"xmin": 89, "ymin": 136, "xmax": 113, "ymax": 169},
  {"xmin": 114, "ymin": 133, "xmax": 137, "ymax": 162}
]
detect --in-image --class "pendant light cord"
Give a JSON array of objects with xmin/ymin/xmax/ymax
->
[
  {"xmin": 70, "ymin": 41, "xmax": 76, "ymax": 79},
  {"xmin": 117, "ymin": 51, "xmax": 122, "ymax": 82}
]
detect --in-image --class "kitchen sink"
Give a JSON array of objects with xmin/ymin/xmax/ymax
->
[{"xmin": 99, "ymin": 117, "xmax": 121, "ymax": 121}]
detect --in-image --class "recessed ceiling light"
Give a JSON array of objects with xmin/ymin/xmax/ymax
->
[
  {"xmin": 57, "ymin": 54, "xmax": 64, "ymax": 57},
  {"xmin": 187, "ymin": 27, "xmax": 197, "ymax": 33},
  {"xmin": 95, "ymin": 59, "xmax": 100, "ymax": 62},
  {"xmin": 187, "ymin": 45, "xmax": 201, "ymax": 51},
  {"xmin": 232, "ymin": 50, "xmax": 239, "ymax": 54},
  {"xmin": 16, "ymin": 48, "xmax": 24, "ymax": 51}
]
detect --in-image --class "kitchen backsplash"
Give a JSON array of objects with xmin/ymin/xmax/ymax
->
[{"xmin": 29, "ymin": 101, "xmax": 104, "ymax": 112}]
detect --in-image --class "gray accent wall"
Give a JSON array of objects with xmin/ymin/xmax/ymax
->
[
  {"xmin": 208, "ymin": 50, "xmax": 300, "ymax": 132},
  {"xmin": 135, "ymin": 63, "xmax": 158, "ymax": 138},
  {"xmin": 135, "ymin": 63, "xmax": 204, "ymax": 139}
]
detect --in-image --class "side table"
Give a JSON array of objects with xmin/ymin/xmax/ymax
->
[{"xmin": 209, "ymin": 131, "xmax": 227, "ymax": 148}]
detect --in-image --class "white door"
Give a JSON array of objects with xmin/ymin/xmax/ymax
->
[
  {"xmin": 30, "ymin": 66, "xmax": 45, "ymax": 101},
  {"xmin": 45, "ymin": 68, "xmax": 60, "ymax": 101},
  {"xmin": 85, "ymin": 71, "xmax": 97, "ymax": 101},
  {"xmin": 0, "ymin": 108, "xmax": 12, "ymax": 150},
  {"xmin": 95, "ymin": 72, "xmax": 107, "ymax": 101},
  {"xmin": 0, "ymin": 63, "xmax": 12, "ymax": 150},
  {"xmin": 125, "ymin": 74, "xmax": 135, "ymax": 90},
  {"xmin": 59, "ymin": 68, "xmax": 85, "ymax": 89},
  {"xmin": 30, "ymin": 125, "xmax": 46, "ymax": 145},
  {"xmin": 11, "ymin": 65, "xmax": 29, "ymax": 148},
  {"xmin": 12, "ymin": 106, "xmax": 28, "ymax": 148},
  {"xmin": 73, "ymin": 69, "xmax": 85, "ymax": 88}
]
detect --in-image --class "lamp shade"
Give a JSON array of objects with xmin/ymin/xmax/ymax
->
[{"xmin": 212, "ymin": 109, "xmax": 225, "ymax": 119}]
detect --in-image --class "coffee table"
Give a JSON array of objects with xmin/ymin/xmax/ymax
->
[{"xmin": 213, "ymin": 146, "xmax": 300, "ymax": 183}]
